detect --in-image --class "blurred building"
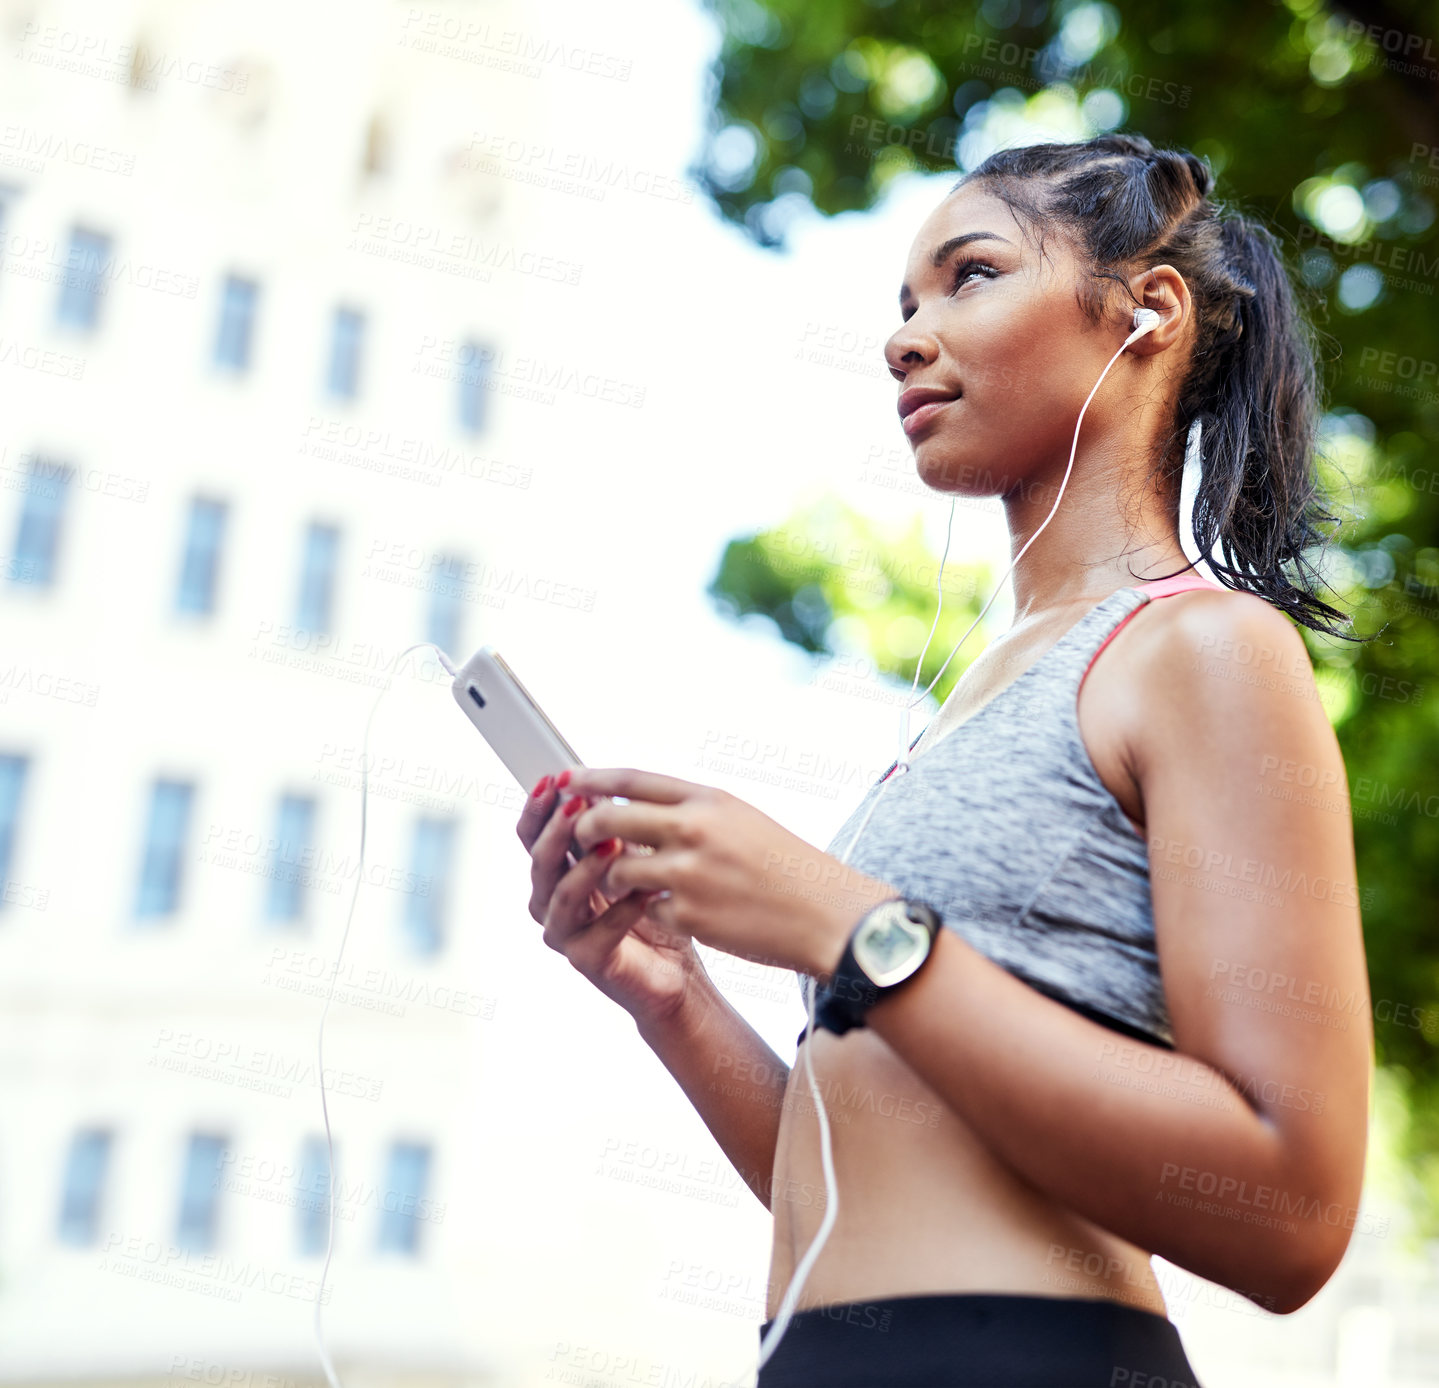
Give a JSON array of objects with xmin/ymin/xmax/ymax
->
[{"xmin": 0, "ymin": 0, "xmax": 561, "ymax": 1382}]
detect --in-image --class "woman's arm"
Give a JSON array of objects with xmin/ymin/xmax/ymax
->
[
  {"xmin": 633, "ymin": 961, "xmax": 791, "ymax": 1211},
  {"xmin": 818, "ymin": 593, "xmax": 1372, "ymax": 1315}
]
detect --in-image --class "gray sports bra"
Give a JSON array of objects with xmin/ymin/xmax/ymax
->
[{"xmin": 796, "ymin": 577, "xmax": 1228, "ymax": 1051}]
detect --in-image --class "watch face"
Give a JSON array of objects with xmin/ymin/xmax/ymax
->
[{"xmin": 853, "ymin": 903, "xmax": 932, "ymax": 987}]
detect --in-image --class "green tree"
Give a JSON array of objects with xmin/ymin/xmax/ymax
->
[{"xmin": 708, "ymin": 496, "xmax": 992, "ymax": 701}]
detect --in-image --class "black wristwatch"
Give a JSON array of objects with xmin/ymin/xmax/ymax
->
[{"xmin": 808, "ymin": 897, "xmax": 942, "ymax": 1037}]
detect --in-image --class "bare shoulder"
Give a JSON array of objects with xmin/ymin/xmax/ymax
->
[
  {"xmin": 1135, "ymin": 583, "xmax": 1303, "ymax": 651},
  {"xmin": 1091, "ymin": 585, "xmax": 1334, "ymax": 792},
  {"xmin": 1120, "ymin": 586, "xmax": 1340, "ymax": 784},
  {"xmin": 1127, "ymin": 587, "xmax": 1317, "ymax": 705}
]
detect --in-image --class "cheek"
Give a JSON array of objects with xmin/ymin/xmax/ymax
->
[
  {"xmin": 961, "ymin": 357, "xmax": 1031, "ymax": 408},
  {"xmin": 952, "ymin": 292, "xmax": 1075, "ymax": 404}
]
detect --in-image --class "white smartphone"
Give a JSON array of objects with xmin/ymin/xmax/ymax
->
[
  {"xmin": 449, "ymin": 646, "xmax": 594, "ymax": 859},
  {"xmin": 450, "ymin": 646, "xmax": 583, "ymax": 790}
]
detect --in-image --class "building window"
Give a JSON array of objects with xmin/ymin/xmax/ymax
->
[
  {"xmin": 295, "ymin": 522, "xmax": 340, "ymax": 634},
  {"xmin": 265, "ymin": 794, "xmax": 316, "ymax": 925},
  {"xmin": 362, "ymin": 114, "xmax": 390, "ymax": 176},
  {"xmin": 175, "ymin": 497, "xmax": 228, "ymax": 616},
  {"xmin": 296, "ymin": 1135, "xmax": 333, "ymax": 1257},
  {"xmin": 127, "ymin": 40, "xmax": 156, "ymax": 93},
  {"xmin": 401, "ymin": 817, "xmax": 454, "ymax": 956},
  {"xmin": 57, "ymin": 1129, "xmax": 112, "ymax": 1246},
  {"xmin": 175, "ymin": 1133, "xmax": 227, "ymax": 1253},
  {"xmin": 457, "ymin": 340, "xmax": 492, "ymax": 434},
  {"xmin": 214, "ymin": 275, "xmax": 259, "ymax": 371},
  {"xmin": 376, "ymin": 1142, "xmax": 431, "ymax": 1255},
  {"xmin": 135, "ymin": 779, "xmax": 194, "ymax": 920},
  {"xmin": 425, "ymin": 554, "xmax": 470, "ymax": 659},
  {"xmin": 327, "ymin": 307, "xmax": 365, "ymax": 400},
  {"xmin": 0, "ymin": 753, "xmax": 28, "ymax": 904},
  {"xmin": 7, "ymin": 456, "xmax": 73, "ymax": 588},
  {"xmin": 56, "ymin": 227, "xmax": 111, "ymax": 331}
]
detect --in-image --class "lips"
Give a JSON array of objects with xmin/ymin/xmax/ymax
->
[
  {"xmin": 897, "ymin": 385, "xmax": 962, "ymax": 437},
  {"xmin": 899, "ymin": 392, "xmax": 961, "ymax": 437}
]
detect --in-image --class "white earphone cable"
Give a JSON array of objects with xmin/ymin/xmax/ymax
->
[{"xmin": 312, "ymin": 641, "xmax": 457, "ymax": 1388}]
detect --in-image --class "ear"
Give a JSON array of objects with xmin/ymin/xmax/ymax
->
[{"xmin": 1123, "ymin": 264, "xmax": 1191, "ymax": 355}]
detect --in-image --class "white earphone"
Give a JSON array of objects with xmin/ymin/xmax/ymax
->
[
  {"xmin": 760, "ymin": 303, "xmax": 1166, "ymax": 1369},
  {"xmin": 1130, "ymin": 306, "xmax": 1162, "ymax": 338}
]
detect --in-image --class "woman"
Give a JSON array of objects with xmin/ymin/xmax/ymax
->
[{"xmin": 515, "ymin": 133, "xmax": 1373, "ymax": 1387}]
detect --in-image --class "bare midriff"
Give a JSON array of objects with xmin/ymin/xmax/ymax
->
[{"xmin": 763, "ymin": 1024, "xmax": 1169, "ymax": 1321}]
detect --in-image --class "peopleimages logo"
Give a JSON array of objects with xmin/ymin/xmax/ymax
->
[
  {"xmin": 98, "ymin": 1234, "xmax": 329, "ymax": 1304},
  {"xmin": 460, "ymin": 131, "xmax": 693, "ymax": 204}
]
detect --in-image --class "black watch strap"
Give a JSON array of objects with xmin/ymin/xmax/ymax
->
[{"xmin": 798, "ymin": 898, "xmax": 941, "ymax": 1044}]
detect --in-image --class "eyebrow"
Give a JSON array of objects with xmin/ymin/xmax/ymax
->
[{"xmin": 899, "ymin": 231, "xmax": 1014, "ymax": 305}]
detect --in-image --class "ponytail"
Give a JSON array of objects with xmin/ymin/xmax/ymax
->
[{"xmin": 957, "ymin": 133, "xmax": 1353, "ymax": 638}]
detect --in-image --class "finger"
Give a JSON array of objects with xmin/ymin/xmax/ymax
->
[
  {"xmin": 558, "ymin": 889, "xmax": 656, "ymax": 975},
  {"xmin": 516, "ymin": 774, "xmax": 563, "ymax": 851},
  {"xmin": 560, "ymin": 766, "xmax": 700, "ymax": 806},
  {"xmin": 572, "ymin": 797, "xmax": 688, "ymax": 855},
  {"xmin": 634, "ymin": 888, "xmax": 677, "ymax": 934},
  {"xmin": 529, "ymin": 793, "xmax": 590, "ymax": 921},
  {"xmin": 595, "ymin": 848, "xmax": 679, "ymax": 901},
  {"xmin": 544, "ymin": 838, "xmax": 627, "ymax": 950}
]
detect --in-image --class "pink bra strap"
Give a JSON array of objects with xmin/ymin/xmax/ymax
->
[
  {"xmin": 1132, "ymin": 572, "xmax": 1227, "ymax": 599},
  {"xmin": 1079, "ymin": 573, "xmax": 1227, "ymax": 691}
]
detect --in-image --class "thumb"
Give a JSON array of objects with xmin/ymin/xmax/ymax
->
[{"xmin": 563, "ymin": 890, "xmax": 653, "ymax": 974}]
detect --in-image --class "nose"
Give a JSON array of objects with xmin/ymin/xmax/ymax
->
[{"xmin": 884, "ymin": 317, "xmax": 936, "ymax": 383}]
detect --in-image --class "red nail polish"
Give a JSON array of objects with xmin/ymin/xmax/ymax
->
[
  {"xmin": 563, "ymin": 795, "xmax": 585, "ymax": 817},
  {"xmin": 556, "ymin": 769, "xmax": 572, "ymax": 790},
  {"xmin": 532, "ymin": 775, "xmax": 551, "ymax": 798},
  {"xmin": 598, "ymin": 837, "xmax": 621, "ymax": 857}
]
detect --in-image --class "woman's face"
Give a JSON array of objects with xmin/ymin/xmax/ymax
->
[{"xmin": 884, "ymin": 182, "xmax": 1134, "ymax": 501}]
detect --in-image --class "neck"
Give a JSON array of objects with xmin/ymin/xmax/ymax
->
[{"xmin": 1000, "ymin": 452, "xmax": 1189, "ymax": 625}]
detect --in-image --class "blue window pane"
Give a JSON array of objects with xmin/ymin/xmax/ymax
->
[
  {"xmin": 295, "ymin": 522, "xmax": 340, "ymax": 634},
  {"xmin": 56, "ymin": 228, "xmax": 111, "ymax": 330},
  {"xmin": 8, "ymin": 457, "xmax": 72, "ymax": 588},
  {"xmin": 0, "ymin": 754, "xmax": 28, "ymax": 904},
  {"xmin": 327, "ymin": 308, "xmax": 364, "ymax": 399},
  {"xmin": 401, "ymin": 818, "xmax": 454, "ymax": 956},
  {"xmin": 425, "ymin": 554, "xmax": 470, "ymax": 658},
  {"xmin": 176, "ymin": 1133, "xmax": 227, "ymax": 1253},
  {"xmin": 135, "ymin": 779, "xmax": 194, "ymax": 920},
  {"xmin": 296, "ymin": 1135, "xmax": 333, "ymax": 1257},
  {"xmin": 214, "ymin": 276, "xmax": 259, "ymax": 370},
  {"xmin": 457, "ymin": 340, "xmax": 492, "ymax": 433},
  {"xmin": 58, "ymin": 1129, "xmax": 112, "ymax": 1246},
  {"xmin": 175, "ymin": 497, "xmax": 228, "ymax": 615},
  {"xmin": 265, "ymin": 794, "xmax": 316, "ymax": 924},
  {"xmin": 376, "ymin": 1142, "xmax": 430, "ymax": 1255}
]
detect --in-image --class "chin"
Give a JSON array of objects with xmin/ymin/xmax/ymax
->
[{"xmin": 912, "ymin": 436, "xmax": 1012, "ymax": 499}]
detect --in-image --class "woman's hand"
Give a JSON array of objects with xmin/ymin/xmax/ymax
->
[
  {"xmin": 559, "ymin": 766, "xmax": 898, "ymax": 980},
  {"xmin": 517, "ymin": 774, "xmax": 705, "ymax": 1031}
]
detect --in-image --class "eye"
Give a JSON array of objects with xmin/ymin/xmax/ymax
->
[
  {"xmin": 900, "ymin": 257, "xmax": 999, "ymax": 321},
  {"xmin": 947, "ymin": 256, "xmax": 998, "ymax": 295}
]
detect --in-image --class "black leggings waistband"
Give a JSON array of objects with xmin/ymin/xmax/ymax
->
[{"xmin": 755, "ymin": 1292, "xmax": 1204, "ymax": 1388}]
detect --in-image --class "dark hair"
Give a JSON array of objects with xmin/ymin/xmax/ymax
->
[{"xmin": 953, "ymin": 131, "xmax": 1353, "ymax": 639}]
